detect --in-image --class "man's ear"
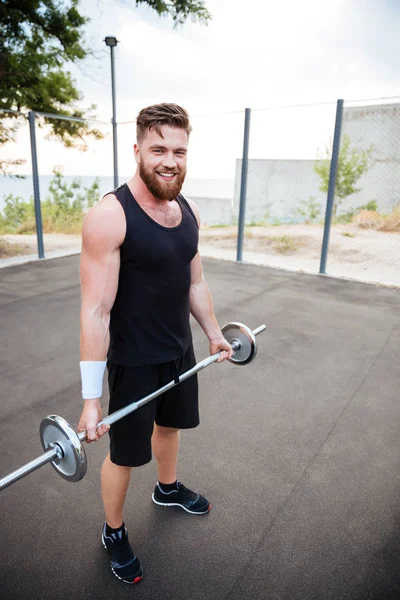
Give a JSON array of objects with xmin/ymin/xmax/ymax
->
[{"xmin": 134, "ymin": 143, "xmax": 140, "ymax": 164}]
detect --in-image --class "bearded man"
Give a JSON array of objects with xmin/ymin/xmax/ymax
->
[{"xmin": 77, "ymin": 103, "xmax": 232, "ymax": 584}]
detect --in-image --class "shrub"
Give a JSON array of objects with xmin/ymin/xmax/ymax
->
[
  {"xmin": 2, "ymin": 194, "xmax": 34, "ymax": 230},
  {"xmin": 333, "ymin": 210, "xmax": 355, "ymax": 224},
  {"xmin": 0, "ymin": 238, "xmax": 25, "ymax": 257},
  {"xmin": 0, "ymin": 168, "xmax": 100, "ymax": 234},
  {"xmin": 352, "ymin": 210, "xmax": 384, "ymax": 229},
  {"xmin": 294, "ymin": 197, "xmax": 322, "ymax": 224},
  {"xmin": 274, "ymin": 235, "xmax": 298, "ymax": 254},
  {"xmin": 379, "ymin": 205, "xmax": 400, "ymax": 232},
  {"xmin": 335, "ymin": 201, "xmax": 380, "ymax": 225},
  {"xmin": 359, "ymin": 200, "xmax": 378, "ymax": 212}
]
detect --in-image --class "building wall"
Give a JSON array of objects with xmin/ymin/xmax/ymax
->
[
  {"xmin": 231, "ymin": 103, "xmax": 400, "ymax": 224},
  {"xmin": 190, "ymin": 196, "xmax": 234, "ymax": 226},
  {"xmin": 341, "ymin": 103, "xmax": 400, "ymax": 212},
  {"xmin": 233, "ymin": 159, "xmax": 325, "ymax": 223},
  {"xmin": 343, "ymin": 103, "xmax": 400, "ymax": 162}
]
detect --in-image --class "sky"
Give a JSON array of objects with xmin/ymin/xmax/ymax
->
[{"xmin": 2, "ymin": 0, "xmax": 400, "ymax": 180}]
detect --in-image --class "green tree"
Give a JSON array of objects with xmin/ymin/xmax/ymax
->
[
  {"xmin": 136, "ymin": 0, "xmax": 211, "ymax": 25},
  {"xmin": 0, "ymin": 0, "xmax": 98, "ymax": 174},
  {"xmin": 0, "ymin": 0, "xmax": 211, "ymax": 174},
  {"xmin": 314, "ymin": 134, "xmax": 375, "ymax": 216}
]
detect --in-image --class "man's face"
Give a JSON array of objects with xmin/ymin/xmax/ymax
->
[{"xmin": 134, "ymin": 125, "xmax": 188, "ymax": 201}]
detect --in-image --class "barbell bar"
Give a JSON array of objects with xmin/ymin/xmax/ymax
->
[{"xmin": 0, "ymin": 322, "xmax": 266, "ymax": 492}]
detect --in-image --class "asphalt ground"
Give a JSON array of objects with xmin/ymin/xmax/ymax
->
[{"xmin": 0, "ymin": 255, "xmax": 399, "ymax": 600}]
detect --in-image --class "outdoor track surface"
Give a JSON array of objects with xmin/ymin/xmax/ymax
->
[{"xmin": 0, "ymin": 255, "xmax": 399, "ymax": 600}]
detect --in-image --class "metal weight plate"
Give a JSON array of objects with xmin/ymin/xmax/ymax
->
[
  {"xmin": 221, "ymin": 322, "xmax": 257, "ymax": 365},
  {"xmin": 40, "ymin": 415, "xmax": 87, "ymax": 483}
]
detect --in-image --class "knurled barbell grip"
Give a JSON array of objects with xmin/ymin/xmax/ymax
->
[
  {"xmin": 0, "ymin": 323, "xmax": 266, "ymax": 490},
  {"xmin": 0, "ymin": 445, "xmax": 62, "ymax": 491},
  {"xmin": 78, "ymin": 323, "xmax": 267, "ymax": 439}
]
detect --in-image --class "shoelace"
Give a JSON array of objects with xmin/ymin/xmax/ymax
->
[
  {"xmin": 177, "ymin": 481, "xmax": 198, "ymax": 505},
  {"xmin": 109, "ymin": 533, "xmax": 135, "ymax": 565}
]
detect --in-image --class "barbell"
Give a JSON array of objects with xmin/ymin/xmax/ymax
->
[{"xmin": 0, "ymin": 322, "xmax": 266, "ymax": 492}]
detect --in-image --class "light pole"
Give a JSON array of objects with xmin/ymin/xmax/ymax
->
[{"xmin": 104, "ymin": 36, "xmax": 119, "ymax": 189}]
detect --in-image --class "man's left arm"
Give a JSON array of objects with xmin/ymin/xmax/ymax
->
[{"xmin": 188, "ymin": 200, "xmax": 233, "ymax": 363}]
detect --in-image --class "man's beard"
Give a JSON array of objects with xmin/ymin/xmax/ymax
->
[{"xmin": 139, "ymin": 162, "xmax": 186, "ymax": 201}]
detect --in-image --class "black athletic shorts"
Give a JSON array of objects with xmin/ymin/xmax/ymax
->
[{"xmin": 107, "ymin": 343, "xmax": 199, "ymax": 467}]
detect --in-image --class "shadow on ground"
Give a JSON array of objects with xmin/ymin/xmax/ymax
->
[{"xmin": 0, "ymin": 256, "xmax": 399, "ymax": 600}]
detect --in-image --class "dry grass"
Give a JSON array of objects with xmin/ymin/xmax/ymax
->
[
  {"xmin": 352, "ymin": 210, "xmax": 384, "ymax": 229},
  {"xmin": 379, "ymin": 206, "xmax": 400, "ymax": 232},
  {"xmin": 250, "ymin": 234, "xmax": 303, "ymax": 254},
  {"xmin": 0, "ymin": 238, "xmax": 26, "ymax": 258},
  {"xmin": 200, "ymin": 227, "xmax": 309, "ymax": 255},
  {"xmin": 15, "ymin": 215, "xmax": 84, "ymax": 235}
]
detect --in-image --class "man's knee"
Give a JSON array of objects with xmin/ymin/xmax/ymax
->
[{"xmin": 153, "ymin": 425, "xmax": 180, "ymax": 437}]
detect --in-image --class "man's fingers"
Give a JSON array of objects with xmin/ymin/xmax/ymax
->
[
  {"xmin": 97, "ymin": 424, "xmax": 110, "ymax": 438},
  {"xmin": 77, "ymin": 422, "xmax": 109, "ymax": 443},
  {"xmin": 91, "ymin": 423, "xmax": 110, "ymax": 440},
  {"xmin": 86, "ymin": 426, "xmax": 97, "ymax": 443},
  {"xmin": 217, "ymin": 350, "xmax": 231, "ymax": 363}
]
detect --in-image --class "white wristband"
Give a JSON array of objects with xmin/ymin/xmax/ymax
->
[{"xmin": 80, "ymin": 361, "xmax": 107, "ymax": 400}]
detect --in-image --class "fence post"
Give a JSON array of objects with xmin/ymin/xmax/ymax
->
[
  {"xmin": 28, "ymin": 111, "xmax": 44, "ymax": 259},
  {"xmin": 110, "ymin": 44, "xmax": 119, "ymax": 189},
  {"xmin": 319, "ymin": 99, "xmax": 344, "ymax": 274},
  {"xmin": 236, "ymin": 108, "xmax": 251, "ymax": 262}
]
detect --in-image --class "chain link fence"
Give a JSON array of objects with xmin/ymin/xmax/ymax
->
[
  {"xmin": 341, "ymin": 100, "xmax": 400, "ymax": 216},
  {"xmin": 322, "ymin": 98, "xmax": 400, "ymax": 285},
  {"xmin": 0, "ymin": 110, "xmax": 113, "ymax": 257},
  {"xmin": 0, "ymin": 111, "xmax": 114, "ymax": 203},
  {"xmin": 1, "ymin": 99, "xmax": 399, "ymax": 287},
  {"xmin": 240, "ymin": 102, "xmax": 337, "ymax": 225},
  {"xmin": 194, "ymin": 99, "xmax": 400, "ymax": 287},
  {"xmin": 200, "ymin": 103, "xmax": 338, "ymax": 273}
]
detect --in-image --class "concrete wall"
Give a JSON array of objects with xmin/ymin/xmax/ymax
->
[
  {"xmin": 190, "ymin": 196, "xmax": 234, "ymax": 226},
  {"xmin": 343, "ymin": 103, "xmax": 400, "ymax": 161},
  {"xmin": 231, "ymin": 103, "xmax": 400, "ymax": 224},
  {"xmin": 341, "ymin": 103, "xmax": 400, "ymax": 211},
  {"xmin": 233, "ymin": 159, "xmax": 326, "ymax": 223}
]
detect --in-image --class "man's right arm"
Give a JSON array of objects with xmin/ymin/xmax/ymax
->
[{"xmin": 77, "ymin": 195, "xmax": 126, "ymax": 442}]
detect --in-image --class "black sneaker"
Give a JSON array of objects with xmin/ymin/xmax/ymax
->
[
  {"xmin": 102, "ymin": 523, "xmax": 143, "ymax": 584},
  {"xmin": 152, "ymin": 481, "xmax": 211, "ymax": 514}
]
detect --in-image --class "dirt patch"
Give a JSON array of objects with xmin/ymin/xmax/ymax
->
[
  {"xmin": 0, "ymin": 233, "xmax": 82, "ymax": 257},
  {"xmin": 0, "ymin": 238, "xmax": 28, "ymax": 258},
  {"xmin": 352, "ymin": 210, "xmax": 384, "ymax": 229},
  {"xmin": 380, "ymin": 206, "xmax": 400, "ymax": 232},
  {"xmin": 199, "ymin": 224, "xmax": 400, "ymax": 286},
  {"xmin": 1, "ymin": 227, "xmax": 399, "ymax": 287},
  {"xmin": 200, "ymin": 224, "xmax": 400, "ymax": 261}
]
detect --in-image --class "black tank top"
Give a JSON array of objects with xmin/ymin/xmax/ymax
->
[{"xmin": 107, "ymin": 183, "xmax": 199, "ymax": 366}]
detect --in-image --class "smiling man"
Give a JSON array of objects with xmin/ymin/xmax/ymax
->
[{"xmin": 77, "ymin": 103, "xmax": 233, "ymax": 584}]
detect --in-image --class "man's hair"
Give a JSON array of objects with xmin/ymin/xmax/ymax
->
[{"xmin": 136, "ymin": 103, "xmax": 192, "ymax": 143}]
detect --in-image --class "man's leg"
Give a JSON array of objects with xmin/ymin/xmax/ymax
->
[
  {"xmin": 100, "ymin": 452, "xmax": 143, "ymax": 584},
  {"xmin": 151, "ymin": 424, "xmax": 210, "ymax": 514},
  {"xmin": 101, "ymin": 452, "xmax": 132, "ymax": 528},
  {"xmin": 152, "ymin": 425, "xmax": 180, "ymax": 483}
]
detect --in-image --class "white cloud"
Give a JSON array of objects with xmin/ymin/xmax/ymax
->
[{"xmin": 2, "ymin": 0, "xmax": 399, "ymax": 179}]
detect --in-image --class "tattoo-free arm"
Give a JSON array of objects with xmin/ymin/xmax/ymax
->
[
  {"xmin": 188, "ymin": 200, "xmax": 233, "ymax": 362},
  {"xmin": 78, "ymin": 195, "xmax": 125, "ymax": 441},
  {"xmin": 80, "ymin": 197, "xmax": 124, "ymax": 361}
]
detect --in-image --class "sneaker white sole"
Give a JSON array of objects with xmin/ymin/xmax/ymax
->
[
  {"xmin": 151, "ymin": 493, "xmax": 210, "ymax": 514},
  {"xmin": 101, "ymin": 535, "xmax": 143, "ymax": 585}
]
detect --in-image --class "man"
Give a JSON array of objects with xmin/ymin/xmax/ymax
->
[{"xmin": 77, "ymin": 103, "xmax": 233, "ymax": 584}]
